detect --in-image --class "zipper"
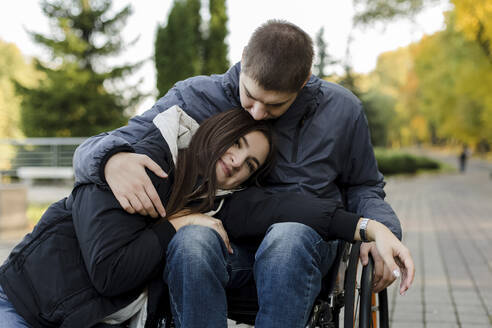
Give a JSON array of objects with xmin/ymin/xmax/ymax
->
[{"xmin": 291, "ymin": 113, "xmax": 308, "ymax": 162}]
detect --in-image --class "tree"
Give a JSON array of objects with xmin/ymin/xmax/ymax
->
[
  {"xmin": 0, "ymin": 41, "xmax": 43, "ymax": 172},
  {"xmin": 313, "ymin": 27, "xmax": 337, "ymax": 78},
  {"xmin": 353, "ymin": 0, "xmax": 440, "ymax": 26},
  {"xmin": 351, "ymin": 0, "xmax": 492, "ymax": 150},
  {"xmin": 411, "ymin": 13, "xmax": 492, "ymax": 150},
  {"xmin": 361, "ymin": 9, "xmax": 492, "ymax": 149},
  {"xmin": 15, "ymin": 0, "xmax": 144, "ymax": 137},
  {"xmin": 452, "ymin": 0, "xmax": 492, "ymax": 63},
  {"xmin": 202, "ymin": 0, "xmax": 229, "ymax": 75},
  {"xmin": 155, "ymin": 0, "xmax": 229, "ymax": 96},
  {"xmin": 361, "ymin": 90, "xmax": 396, "ymax": 146},
  {"xmin": 155, "ymin": 0, "xmax": 202, "ymax": 97},
  {"xmin": 0, "ymin": 40, "xmax": 41, "ymax": 138}
]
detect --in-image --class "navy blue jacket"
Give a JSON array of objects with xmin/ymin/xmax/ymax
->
[{"xmin": 73, "ymin": 63, "xmax": 401, "ymax": 238}]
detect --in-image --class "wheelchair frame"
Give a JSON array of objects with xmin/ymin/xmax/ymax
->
[
  {"xmin": 307, "ymin": 241, "xmax": 389, "ymax": 328},
  {"xmin": 226, "ymin": 241, "xmax": 389, "ymax": 328}
]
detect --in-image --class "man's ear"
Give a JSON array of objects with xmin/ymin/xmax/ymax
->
[
  {"xmin": 241, "ymin": 47, "xmax": 247, "ymax": 64},
  {"xmin": 301, "ymin": 71, "xmax": 311, "ymax": 88}
]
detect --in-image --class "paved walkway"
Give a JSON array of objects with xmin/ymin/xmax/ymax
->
[
  {"xmin": 1, "ymin": 152, "xmax": 491, "ymax": 327},
  {"xmin": 385, "ymin": 153, "xmax": 492, "ymax": 328}
]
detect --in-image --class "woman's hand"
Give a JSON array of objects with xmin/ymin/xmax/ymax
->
[
  {"xmin": 356, "ymin": 218, "xmax": 415, "ymax": 295},
  {"xmin": 104, "ymin": 152, "xmax": 168, "ymax": 218},
  {"xmin": 168, "ymin": 213, "xmax": 233, "ymax": 254}
]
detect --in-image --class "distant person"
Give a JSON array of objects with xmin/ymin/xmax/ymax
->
[
  {"xmin": 73, "ymin": 20, "xmax": 407, "ymax": 327},
  {"xmin": 459, "ymin": 144, "xmax": 470, "ymax": 173}
]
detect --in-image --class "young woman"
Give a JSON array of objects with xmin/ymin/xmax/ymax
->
[
  {"xmin": 0, "ymin": 108, "xmax": 276, "ymax": 328},
  {"xmin": 0, "ymin": 107, "xmax": 414, "ymax": 328}
]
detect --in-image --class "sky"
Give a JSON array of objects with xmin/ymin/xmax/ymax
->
[{"xmin": 0, "ymin": 0, "xmax": 453, "ymax": 114}]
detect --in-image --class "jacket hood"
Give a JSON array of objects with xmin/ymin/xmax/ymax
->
[
  {"xmin": 221, "ymin": 62, "xmax": 242, "ymax": 107},
  {"xmin": 152, "ymin": 105, "xmax": 199, "ymax": 164}
]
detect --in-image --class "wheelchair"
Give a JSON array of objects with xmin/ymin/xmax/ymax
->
[{"xmin": 225, "ymin": 241, "xmax": 389, "ymax": 328}]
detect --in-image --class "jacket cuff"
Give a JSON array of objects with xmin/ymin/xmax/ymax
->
[
  {"xmin": 331, "ymin": 209, "xmax": 361, "ymax": 242},
  {"xmin": 151, "ymin": 220, "xmax": 177, "ymax": 250},
  {"xmin": 98, "ymin": 145, "xmax": 135, "ymax": 184}
]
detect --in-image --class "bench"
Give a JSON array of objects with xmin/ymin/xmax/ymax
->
[{"xmin": 17, "ymin": 166, "xmax": 74, "ymax": 184}]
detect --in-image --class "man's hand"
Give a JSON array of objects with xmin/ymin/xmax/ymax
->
[
  {"xmin": 360, "ymin": 242, "xmax": 396, "ymax": 293},
  {"xmin": 105, "ymin": 152, "xmax": 168, "ymax": 218}
]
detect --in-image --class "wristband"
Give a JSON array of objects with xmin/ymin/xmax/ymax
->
[{"xmin": 359, "ymin": 218, "xmax": 370, "ymax": 242}]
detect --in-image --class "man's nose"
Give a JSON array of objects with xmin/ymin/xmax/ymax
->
[{"xmin": 250, "ymin": 102, "xmax": 268, "ymax": 120}]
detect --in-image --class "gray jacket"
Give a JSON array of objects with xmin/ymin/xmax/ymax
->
[{"xmin": 73, "ymin": 62, "xmax": 401, "ymax": 238}]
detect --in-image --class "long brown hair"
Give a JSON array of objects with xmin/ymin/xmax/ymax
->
[{"xmin": 165, "ymin": 109, "xmax": 275, "ymax": 218}]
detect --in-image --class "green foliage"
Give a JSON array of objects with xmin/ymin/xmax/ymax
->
[
  {"xmin": 202, "ymin": 0, "xmax": 229, "ymax": 75},
  {"xmin": 337, "ymin": 65, "xmax": 396, "ymax": 147},
  {"xmin": 361, "ymin": 90, "xmax": 396, "ymax": 146},
  {"xmin": 0, "ymin": 41, "xmax": 41, "ymax": 138},
  {"xmin": 375, "ymin": 149, "xmax": 441, "ymax": 175},
  {"xmin": 358, "ymin": 3, "xmax": 492, "ymax": 152},
  {"xmin": 27, "ymin": 202, "xmax": 51, "ymax": 226},
  {"xmin": 155, "ymin": 0, "xmax": 202, "ymax": 97},
  {"xmin": 360, "ymin": 47, "xmax": 416, "ymax": 147},
  {"xmin": 0, "ymin": 40, "xmax": 43, "ymax": 170},
  {"xmin": 155, "ymin": 0, "xmax": 229, "ymax": 96},
  {"xmin": 410, "ymin": 12, "xmax": 492, "ymax": 151},
  {"xmin": 16, "ymin": 0, "xmax": 144, "ymax": 137},
  {"xmin": 314, "ymin": 27, "xmax": 338, "ymax": 78},
  {"xmin": 452, "ymin": 0, "xmax": 492, "ymax": 63},
  {"xmin": 353, "ymin": 0, "xmax": 439, "ymax": 26}
]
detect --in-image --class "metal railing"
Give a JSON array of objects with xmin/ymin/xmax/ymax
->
[{"xmin": 0, "ymin": 138, "xmax": 87, "ymax": 177}]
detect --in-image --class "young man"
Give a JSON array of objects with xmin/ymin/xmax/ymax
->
[{"xmin": 73, "ymin": 20, "xmax": 402, "ymax": 327}]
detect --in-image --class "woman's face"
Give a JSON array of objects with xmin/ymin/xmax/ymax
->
[{"xmin": 215, "ymin": 130, "xmax": 270, "ymax": 189}]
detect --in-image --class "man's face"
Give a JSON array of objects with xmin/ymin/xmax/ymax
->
[{"xmin": 239, "ymin": 72, "xmax": 298, "ymax": 120}]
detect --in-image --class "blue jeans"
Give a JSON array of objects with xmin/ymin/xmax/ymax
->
[
  {"xmin": 164, "ymin": 223, "xmax": 338, "ymax": 328},
  {"xmin": 0, "ymin": 285, "xmax": 31, "ymax": 327}
]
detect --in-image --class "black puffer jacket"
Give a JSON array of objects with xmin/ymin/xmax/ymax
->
[
  {"xmin": 0, "ymin": 127, "xmax": 176, "ymax": 328},
  {"xmin": 0, "ymin": 123, "xmax": 362, "ymax": 328}
]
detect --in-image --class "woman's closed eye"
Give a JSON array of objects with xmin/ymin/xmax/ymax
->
[{"xmin": 246, "ymin": 160, "xmax": 255, "ymax": 173}]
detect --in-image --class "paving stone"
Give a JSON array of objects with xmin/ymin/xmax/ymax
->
[
  {"xmin": 425, "ymin": 309, "xmax": 457, "ymax": 322},
  {"xmin": 390, "ymin": 321, "xmax": 425, "ymax": 328},
  {"xmin": 425, "ymin": 323, "xmax": 460, "ymax": 328},
  {"xmin": 390, "ymin": 321, "xmax": 424, "ymax": 328},
  {"xmin": 392, "ymin": 312, "xmax": 425, "ymax": 322}
]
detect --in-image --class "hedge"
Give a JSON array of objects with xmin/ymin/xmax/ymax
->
[{"xmin": 374, "ymin": 149, "xmax": 441, "ymax": 175}]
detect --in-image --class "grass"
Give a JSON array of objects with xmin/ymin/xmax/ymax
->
[{"xmin": 26, "ymin": 202, "xmax": 51, "ymax": 226}]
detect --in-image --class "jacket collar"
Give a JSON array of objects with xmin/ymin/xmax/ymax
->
[{"xmin": 276, "ymin": 75, "xmax": 322, "ymax": 126}]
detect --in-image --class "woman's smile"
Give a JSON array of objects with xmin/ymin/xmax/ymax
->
[{"xmin": 219, "ymin": 159, "xmax": 232, "ymax": 177}]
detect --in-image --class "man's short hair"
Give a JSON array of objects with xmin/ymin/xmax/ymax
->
[{"xmin": 242, "ymin": 19, "xmax": 314, "ymax": 93}]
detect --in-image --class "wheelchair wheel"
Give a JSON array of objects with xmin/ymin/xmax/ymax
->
[{"xmin": 343, "ymin": 242, "xmax": 389, "ymax": 328}]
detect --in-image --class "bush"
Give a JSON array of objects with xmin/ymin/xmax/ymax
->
[{"xmin": 374, "ymin": 149, "xmax": 441, "ymax": 175}]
